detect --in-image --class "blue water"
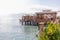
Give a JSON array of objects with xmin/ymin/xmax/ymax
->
[{"xmin": 0, "ymin": 14, "xmax": 38, "ymax": 40}]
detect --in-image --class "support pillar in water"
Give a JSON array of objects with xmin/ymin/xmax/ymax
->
[{"xmin": 39, "ymin": 22, "xmax": 44, "ymax": 35}]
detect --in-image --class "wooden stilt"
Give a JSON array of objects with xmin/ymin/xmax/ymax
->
[
  {"xmin": 39, "ymin": 22, "xmax": 44, "ymax": 35},
  {"xmin": 22, "ymin": 21, "xmax": 23, "ymax": 25}
]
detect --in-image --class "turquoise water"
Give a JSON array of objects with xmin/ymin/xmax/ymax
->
[{"xmin": 0, "ymin": 14, "xmax": 38, "ymax": 40}]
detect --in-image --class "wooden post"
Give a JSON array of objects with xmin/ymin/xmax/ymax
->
[
  {"xmin": 22, "ymin": 21, "xmax": 23, "ymax": 25},
  {"xmin": 39, "ymin": 22, "xmax": 44, "ymax": 35}
]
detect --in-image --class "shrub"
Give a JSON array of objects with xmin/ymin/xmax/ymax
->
[{"xmin": 37, "ymin": 22, "xmax": 60, "ymax": 40}]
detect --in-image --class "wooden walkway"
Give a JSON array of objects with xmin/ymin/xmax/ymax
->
[{"xmin": 20, "ymin": 11, "xmax": 58, "ymax": 35}]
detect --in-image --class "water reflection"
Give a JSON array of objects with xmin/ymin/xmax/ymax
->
[{"xmin": 0, "ymin": 14, "xmax": 38, "ymax": 40}]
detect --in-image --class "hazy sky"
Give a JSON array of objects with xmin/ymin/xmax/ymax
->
[{"xmin": 0, "ymin": 0, "xmax": 60, "ymax": 14}]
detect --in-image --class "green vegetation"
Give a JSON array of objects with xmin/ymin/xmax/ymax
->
[{"xmin": 37, "ymin": 22, "xmax": 60, "ymax": 40}]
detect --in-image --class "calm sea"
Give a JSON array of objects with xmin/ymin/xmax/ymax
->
[{"xmin": 0, "ymin": 14, "xmax": 38, "ymax": 40}]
